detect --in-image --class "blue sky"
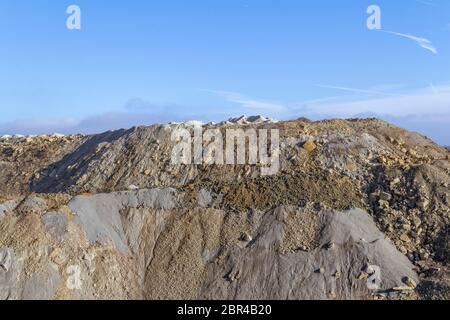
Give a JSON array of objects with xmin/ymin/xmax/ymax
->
[{"xmin": 1, "ymin": 0, "xmax": 450, "ymax": 144}]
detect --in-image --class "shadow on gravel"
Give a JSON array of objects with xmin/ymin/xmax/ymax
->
[
  {"xmin": 30, "ymin": 128, "xmax": 132, "ymax": 194},
  {"xmin": 434, "ymin": 226, "xmax": 449, "ymax": 265}
]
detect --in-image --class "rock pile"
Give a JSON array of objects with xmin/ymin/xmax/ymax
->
[{"xmin": 0, "ymin": 116, "xmax": 449, "ymax": 300}]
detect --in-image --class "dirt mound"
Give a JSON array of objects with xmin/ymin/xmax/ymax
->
[
  {"xmin": 0, "ymin": 117, "xmax": 449, "ymax": 300},
  {"xmin": 0, "ymin": 192, "xmax": 420, "ymax": 300}
]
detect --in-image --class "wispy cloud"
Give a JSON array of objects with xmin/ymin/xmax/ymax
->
[
  {"xmin": 292, "ymin": 83, "xmax": 450, "ymax": 144},
  {"xmin": 415, "ymin": 0, "xmax": 437, "ymax": 7},
  {"xmin": 123, "ymin": 97, "xmax": 157, "ymax": 111},
  {"xmin": 0, "ymin": 99, "xmax": 209, "ymax": 135},
  {"xmin": 381, "ymin": 30, "xmax": 438, "ymax": 54},
  {"xmin": 296, "ymin": 84, "xmax": 450, "ymax": 118},
  {"xmin": 205, "ymin": 85, "xmax": 450, "ymax": 128},
  {"xmin": 0, "ymin": 113, "xmax": 174, "ymax": 135},
  {"xmin": 313, "ymin": 84, "xmax": 407, "ymax": 97},
  {"xmin": 205, "ymin": 90, "xmax": 287, "ymax": 112},
  {"xmin": 2, "ymin": 85, "xmax": 450, "ymax": 145}
]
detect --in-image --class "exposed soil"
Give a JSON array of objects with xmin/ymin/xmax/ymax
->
[{"xmin": 0, "ymin": 117, "xmax": 448, "ymax": 300}]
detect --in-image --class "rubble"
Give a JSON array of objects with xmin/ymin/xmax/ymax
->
[{"xmin": 0, "ymin": 116, "xmax": 448, "ymax": 300}]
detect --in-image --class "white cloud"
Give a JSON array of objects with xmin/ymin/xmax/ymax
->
[
  {"xmin": 205, "ymin": 90, "xmax": 287, "ymax": 112},
  {"xmin": 0, "ymin": 99, "xmax": 204, "ymax": 135},
  {"xmin": 313, "ymin": 84, "xmax": 406, "ymax": 97},
  {"xmin": 2, "ymin": 86, "xmax": 450, "ymax": 145},
  {"xmin": 291, "ymin": 84, "xmax": 450, "ymax": 144},
  {"xmin": 415, "ymin": 0, "xmax": 437, "ymax": 7},
  {"xmin": 296, "ymin": 84, "xmax": 450, "ymax": 118},
  {"xmin": 381, "ymin": 30, "xmax": 438, "ymax": 54}
]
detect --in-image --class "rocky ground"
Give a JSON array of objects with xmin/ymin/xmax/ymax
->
[{"xmin": 0, "ymin": 116, "xmax": 449, "ymax": 300}]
